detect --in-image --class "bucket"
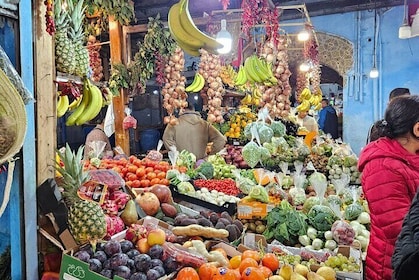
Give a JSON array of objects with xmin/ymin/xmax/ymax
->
[{"xmin": 139, "ymin": 129, "xmax": 160, "ymax": 153}]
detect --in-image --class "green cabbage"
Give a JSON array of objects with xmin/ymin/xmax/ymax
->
[
  {"xmin": 344, "ymin": 202, "xmax": 363, "ymax": 220},
  {"xmin": 307, "ymin": 205, "xmax": 338, "ymax": 232},
  {"xmin": 177, "ymin": 181, "xmax": 195, "ymax": 194},
  {"xmin": 242, "ymin": 141, "xmax": 261, "ymax": 168},
  {"xmin": 302, "ymin": 196, "xmax": 320, "ymax": 213}
]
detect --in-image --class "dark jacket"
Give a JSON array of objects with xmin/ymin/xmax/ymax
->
[
  {"xmin": 392, "ymin": 189, "xmax": 419, "ymax": 280},
  {"xmin": 318, "ymin": 105, "xmax": 339, "ymax": 139},
  {"xmin": 358, "ymin": 138, "xmax": 419, "ymax": 280}
]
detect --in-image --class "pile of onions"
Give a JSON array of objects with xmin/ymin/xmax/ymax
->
[
  {"xmin": 162, "ymin": 47, "xmax": 188, "ymax": 125},
  {"xmin": 87, "ymin": 35, "xmax": 103, "ymax": 82},
  {"xmin": 258, "ymin": 37, "xmax": 292, "ymax": 118},
  {"xmin": 223, "ymin": 144, "xmax": 249, "ymax": 169},
  {"xmin": 310, "ymin": 64, "xmax": 321, "ymax": 94},
  {"xmin": 198, "ymin": 49, "xmax": 224, "ymax": 123}
]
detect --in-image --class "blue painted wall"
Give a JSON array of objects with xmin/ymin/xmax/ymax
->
[{"xmin": 307, "ymin": 6, "xmax": 419, "ymax": 155}]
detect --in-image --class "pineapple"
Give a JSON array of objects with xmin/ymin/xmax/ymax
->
[
  {"xmin": 54, "ymin": 0, "xmax": 76, "ymax": 74},
  {"xmin": 55, "ymin": 144, "xmax": 106, "ymax": 244},
  {"xmin": 67, "ymin": 0, "xmax": 90, "ymax": 77}
]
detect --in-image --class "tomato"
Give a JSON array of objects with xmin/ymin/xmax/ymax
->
[
  {"xmin": 125, "ymin": 181, "xmax": 133, "ymax": 188},
  {"xmin": 147, "ymin": 172, "xmax": 157, "ymax": 180},
  {"xmin": 133, "ymin": 159, "xmax": 143, "ymax": 167},
  {"xmin": 239, "ymin": 258, "xmax": 258, "ymax": 274},
  {"xmin": 112, "ymin": 166, "xmax": 122, "ymax": 173},
  {"xmin": 159, "ymin": 178, "xmax": 169, "ymax": 186},
  {"xmin": 132, "ymin": 180, "xmax": 141, "ymax": 188},
  {"xmin": 143, "ymin": 159, "xmax": 156, "ymax": 168},
  {"xmin": 261, "ymin": 253, "xmax": 279, "ymax": 272},
  {"xmin": 241, "ymin": 267, "xmax": 264, "ymax": 280},
  {"xmin": 198, "ymin": 263, "xmax": 217, "ymax": 280},
  {"xmin": 150, "ymin": 178, "xmax": 160, "ymax": 186},
  {"xmin": 118, "ymin": 158, "xmax": 128, "ymax": 165},
  {"xmin": 127, "ymin": 164, "xmax": 137, "ymax": 174},
  {"xmin": 135, "ymin": 167, "xmax": 146, "ymax": 178},
  {"xmin": 156, "ymin": 171, "xmax": 166, "ymax": 179},
  {"xmin": 121, "ymin": 167, "xmax": 128, "ymax": 176},
  {"xmin": 145, "ymin": 167, "xmax": 154, "ymax": 174},
  {"xmin": 127, "ymin": 173, "xmax": 137, "ymax": 182},
  {"xmin": 129, "ymin": 155, "xmax": 137, "ymax": 163},
  {"xmin": 241, "ymin": 250, "xmax": 261, "ymax": 262},
  {"xmin": 176, "ymin": 267, "xmax": 199, "ymax": 280},
  {"xmin": 140, "ymin": 179, "xmax": 150, "ymax": 188}
]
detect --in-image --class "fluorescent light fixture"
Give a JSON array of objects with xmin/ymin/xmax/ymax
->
[
  {"xmin": 216, "ymin": 19, "xmax": 232, "ymax": 54},
  {"xmin": 297, "ymin": 29, "xmax": 310, "ymax": 41},
  {"xmin": 369, "ymin": 67, "xmax": 379, "ymax": 78}
]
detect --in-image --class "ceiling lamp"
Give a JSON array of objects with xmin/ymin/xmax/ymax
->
[
  {"xmin": 399, "ymin": 0, "xmax": 411, "ymax": 39},
  {"xmin": 297, "ymin": 28, "xmax": 310, "ymax": 41},
  {"xmin": 216, "ymin": 19, "xmax": 232, "ymax": 54},
  {"xmin": 411, "ymin": 9, "xmax": 419, "ymax": 37},
  {"xmin": 299, "ymin": 62, "xmax": 310, "ymax": 72}
]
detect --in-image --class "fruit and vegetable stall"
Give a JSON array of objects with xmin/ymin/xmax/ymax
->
[{"xmin": 37, "ymin": 0, "xmax": 370, "ymax": 280}]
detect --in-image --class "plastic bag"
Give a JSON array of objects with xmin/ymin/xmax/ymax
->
[
  {"xmin": 232, "ymin": 169, "xmax": 255, "ymax": 194},
  {"xmin": 87, "ymin": 140, "xmax": 106, "ymax": 167},
  {"xmin": 146, "ymin": 140, "xmax": 164, "ymax": 161},
  {"xmin": 344, "ymin": 186, "xmax": 363, "ymax": 220},
  {"xmin": 330, "ymin": 199, "xmax": 355, "ymax": 245},
  {"xmin": 168, "ymin": 146, "xmax": 179, "ymax": 168},
  {"xmin": 122, "ymin": 107, "xmax": 137, "ymax": 129},
  {"xmin": 309, "ymin": 171, "xmax": 328, "ymax": 204},
  {"xmin": 0, "ymin": 45, "xmax": 33, "ymax": 104},
  {"xmin": 290, "ymin": 170, "xmax": 307, "ymax": 206},
  {"xmin": 331, "ymin": 173, "xmax": 350, "ymax": 196}
]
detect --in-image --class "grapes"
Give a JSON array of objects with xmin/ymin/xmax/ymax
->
[{"xmin": 323, "ymin": 254, "xmax": 360, "ymax": 272}]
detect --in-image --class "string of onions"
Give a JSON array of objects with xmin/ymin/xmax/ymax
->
[
  {"xmin": 162, "ymin": 46, "xmax": 188, "ymax": 125},
  {"xmin": 258, "ymin": 37, "xmax": 292, "ymax": 118},
  {"xmin": 198, "ymin": 49, "xmax": 225, "ymax": 123},
  {"xmin": 296, "ymin": 71, "xmax": 308, "ymax": 102}
]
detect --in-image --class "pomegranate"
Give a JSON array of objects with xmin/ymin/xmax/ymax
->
[
  {"xmin": 135, "ymin": 192, "xmax": 160, "ymax": 216},
  {"xmin": 149, "ymin": 184, "xmax": 173, "ymax": 204}
]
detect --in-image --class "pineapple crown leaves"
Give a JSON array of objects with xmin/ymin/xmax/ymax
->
[
  {"xmin": 55, "ymin": 143, "xmax": 90, "ymax": 202},
  {"xmin": 67, "ymin": 0, "xmax": 87, "ymax": 41},
  {"xmin": 54, "ymin": 0, "xmax": 70, "ymax": 29}
]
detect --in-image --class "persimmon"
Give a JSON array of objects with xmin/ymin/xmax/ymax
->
[
  {"xmin": 132, "ymin": 180, "xmax": 141, "ymax": 188},
  {"xmin": 127, "ymin": 173, "xmax": 137, "ymax": 182},
  {"xmin": 127, "ymin": 164, "xmax": 137, "ymax": 174},
  {"xmin": 157, "ymin": 171, "xmax": 166, "ymax": 179},
  {"xmin": 150, "ymin": 178, "xmax": 161, "ymax": 186},
  {"xmin": 145, "ymin": 167, "xmax": 154, "ymax": 173},
  {"xmin": 258, "ymin": 265, "xmax": 273, "ymax": 278},
  {"xmin": 261, "ymin": 253, "xmax": 280, "ymax": 272},
  {"xmin": 176, "ymin": 267, "xmax": 199, "ymax": 280},
  {"xmin": 241, "ymin": 249, "xmax": 261, "ymax": 262},
  {"xmin": 241, "ymin": 267, "xmax": 265, "ymax": 280},
  {"xmin": 147, "ymin": 172, "xmax": 157, "ymax": 180},
  {"xmin": 198, "ymin": 263, "xmax": 217, "ymax": 280},
  {"xmin": 239, "ymin": 257, "xmax": 258, "ymax": 274}
]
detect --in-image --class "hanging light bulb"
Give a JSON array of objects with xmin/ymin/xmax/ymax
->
[
  {"xmin": 370, "ymin": 9, "xmax": 379, "ymax": 79},
  {"xmin": 297, "ymin": 29, "xmax": 310, "ymax": 41},
  {"xmin": 216, "ymin": 19, "xmax": 232, "ymax": 54},
  {"xmin": 369, "ymin": 67, "xmax": 379, "ymax": 78},
  {"xmin": 299, "ymin": 62, "xmax": 310, "ymax": 72},
  {"xmin": 399, "ymin": 0, "xmax": 411, "ymax": 39}
]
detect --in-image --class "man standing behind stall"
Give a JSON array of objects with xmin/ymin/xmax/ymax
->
[
  {"xmin": 162, "ymin": 103, "xmax": 227, "ymax": 159},
  {"xmin": 318, "ymin": 98, "xmax": 339, "ymax": 139}
]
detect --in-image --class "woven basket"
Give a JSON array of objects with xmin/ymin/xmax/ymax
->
[{"xmin": 0, "ymin": 67, "xmax": 27, "ymax": 165}]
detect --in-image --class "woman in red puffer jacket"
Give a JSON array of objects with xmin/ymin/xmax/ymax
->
[{"xmin": 358, "ymin": 95, "xmax": 419, "ymax": 280}]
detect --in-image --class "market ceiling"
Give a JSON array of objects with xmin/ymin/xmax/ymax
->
[{"xmin": 134, "ymin": 0, "xmax": 404, "ymax": 24}]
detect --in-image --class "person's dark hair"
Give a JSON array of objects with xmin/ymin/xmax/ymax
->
[
  {"xmin": 186, "ymin": 102, "xmax": 195, "ymax": 111},
  {"xmin": 377, "ymin": 95, "xmax": 419, "ymax": 139},
  {"xmin": 90, "ymin": 106, "xmax": 108, "ymax": 124},
  {"xmin": 322, "ymin": 98, "xmax": 329, "ymax": 105},
  {"xmin": 389, "ymin": 88, "xmax": 410, "ymax": 101}
]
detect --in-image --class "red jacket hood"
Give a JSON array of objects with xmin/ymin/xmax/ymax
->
[{"xmin": 358, "ymin": 137, "xmax": 419, "ymax": 172}]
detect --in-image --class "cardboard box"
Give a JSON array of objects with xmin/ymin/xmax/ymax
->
[{"xmin": 237, "ymin": 200, "xmax": 275, "ymax": 219}]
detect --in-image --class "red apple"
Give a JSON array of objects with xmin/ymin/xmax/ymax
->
[{"xmin": 147, "ymin": 228, "xmax": 166, "ymax": 246}]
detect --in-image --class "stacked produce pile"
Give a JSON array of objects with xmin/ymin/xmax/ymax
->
[
  {"xmin": 161, "ymin": 46, "xmax": 188, "ymax": 125},
  {"xmin": 198, "ymin": 49, "xmax": 225, "ymax": 123},
  {"xmin": 87, "ymin": 35, "xmax": 104, "ymax": 82}
]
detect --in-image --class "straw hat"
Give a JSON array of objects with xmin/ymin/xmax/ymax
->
[{"xmin": 0, "ymin": 67, "xmax": 27, "ymax": 165}]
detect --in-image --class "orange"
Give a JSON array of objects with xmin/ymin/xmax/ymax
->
[
  {"xmin": 239, "ymin": 257, "xmax": 258, "ymax": 274},
  {"xmin": 176, "ymin": 267, "xmax": 199, "ymax": 280},
  {"xmin": 241, "ymin": 267, "xmax": 265, "ymax": 280},
  {"xmin": 231, "ymin": 269, "xmax": 241, "ymax": 280},
  {"xmin": 229, "ymin": 255, "xmax": 242, "ymax": 269},
  {"xmin": 261, "ymin": 253, "xmax": 280, "ymax": 272},
  {"xmin": 212, "ymin": 267, "xmax": 236, "ymax": 280},
  {"xmin": 198, "ymin": 263, "xmax": 217, "ymax": 280},
  {"xmin": 258, "ymin": 265, "xmax": 273, "ymax": 278},
  {"xmin": 241, "ymin": 250, "xmax": 261, "ymax": 262}
]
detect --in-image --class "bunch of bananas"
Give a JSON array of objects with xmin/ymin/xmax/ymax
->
[
  {"xmin": 57, "ymin": 93, "xmax": 70, "ymax": 118},
  {"xmin": 240, "ymin": 86, "xmax": 263, "ymax": 106},
  {"xmin": 234, "ymin": 65, "xmax": 248, "ymax": 86},
  {"xmin": 224, "ymin": 110, "xmax": 257, "ymax": 139},
  {"xmin": 219, "ymin": 65, "xmax": 237, "ymax": 88},
  {"xmin": 185, "ymin": 72, "xmax": 205, "ymax": 92},
  {"xmin": 167, "ymin": 0, "xmax": 223, "ymax": 56},
  {"xmin": 243, "ymin": 55, "xmax": 278, "ymax": 85},
  {"xmin": 65, "ymin": 78, "xmax": 110, "ymax": 126},
  {"xmin": 296, "ymin": 87, "xmax": 323, "ymax": 112}
]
